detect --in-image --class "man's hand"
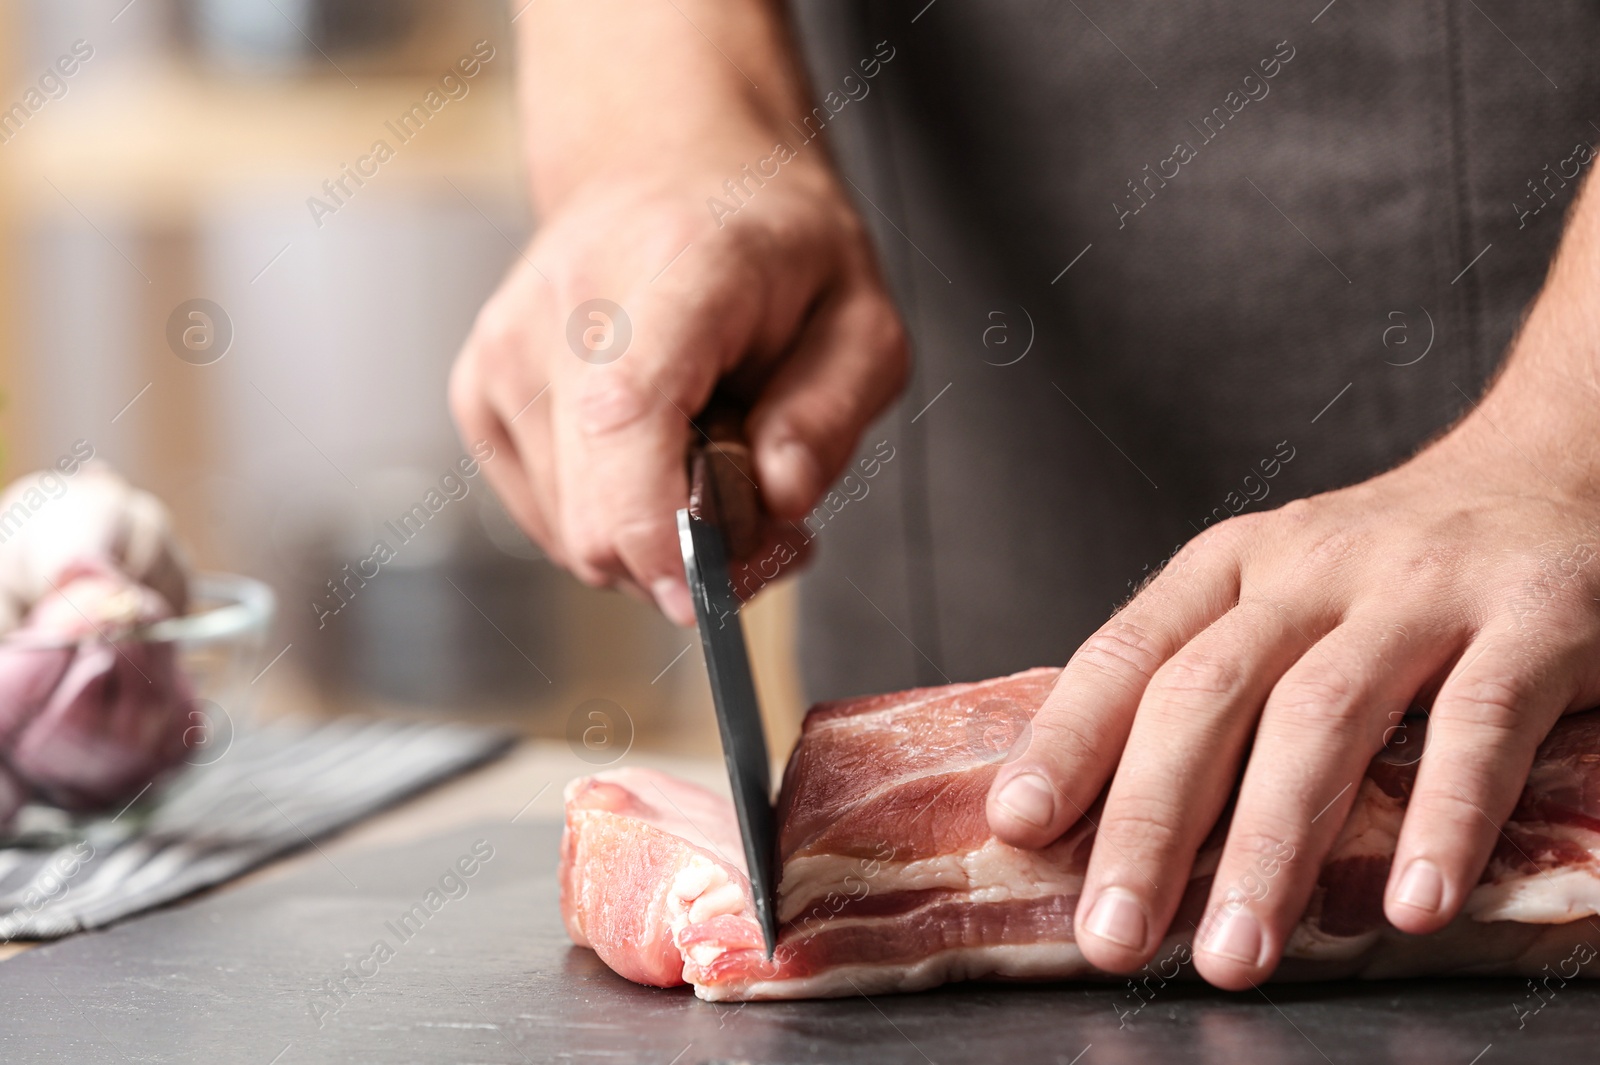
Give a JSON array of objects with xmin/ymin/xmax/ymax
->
[
  {"xmin": 451, "ymin": 172, "xmax": 904, "ymax": 623},
  {"xmin": 988, "ymin": 170, "xmax": 1600, "ymax": 989},
  {"xmin": 451, "ymin": 1, "xmax": 906, "ymax": 623}
]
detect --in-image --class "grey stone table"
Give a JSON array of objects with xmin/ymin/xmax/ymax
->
[{"xmin": 0, "ymin": 819, "xmax": 1595, "ymax": 1064}]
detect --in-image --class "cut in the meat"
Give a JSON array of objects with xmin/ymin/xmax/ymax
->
[{"xmin": 559, "ymin": 668, "xmax": 1600, "ymax": 1000}]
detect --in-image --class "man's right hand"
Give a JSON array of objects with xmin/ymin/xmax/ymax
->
[{"xmin": 450, "ymin": 163, "xmax": 907, "ymax": 624}]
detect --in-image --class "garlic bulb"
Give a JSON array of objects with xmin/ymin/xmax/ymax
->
[
  {"xmin": 0, "ymin": 464, "xmax": 195, "ymax": 823},
  {"xmin": 0, "ymin": 462, "xmax": 190, "ymax": 631}
]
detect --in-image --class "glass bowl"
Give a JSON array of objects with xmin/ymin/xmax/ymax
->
[
  {"xmin": 145, "ymin": 572, "xmax": 277, "ymax": 757},
  {"xmin": 0, "ymin": 573, "xmax": 275, "ymax": 834}
]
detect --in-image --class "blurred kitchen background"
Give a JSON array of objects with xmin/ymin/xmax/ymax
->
[{"xmin": 0, "ymin": 0, "xmax": 805, "ymax": 758}]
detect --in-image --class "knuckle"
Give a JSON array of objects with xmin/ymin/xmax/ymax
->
[
  {"xmin": 643, "ymin": 209, "xmax": 707, "ymax": 255},
  {"xmin": 1101, "ymin": 797, "xmax": 1184, "ymax": 855},
  {"xmin": 1167, "ymin": 522, "xmax": 1252, "ymax": 593},
  {"xmin": 1437, "ymin": 673, "xmax": 1529, "ymax": 731},
  {"xmin": 574, "ymin": 370, "xmax": 656, "ymax": 438},
  {"xmin": 1297, "ymin": 527, "xmax": 1363, "ymax": 573},
  {"xmin": 1150, "ymin": 650, "xmax": 1245, "ymax": 705},
  {"xmin": 1410, "ymin": 786, "xmax": 1497, "ymax": 834},
  {"xmin": 1399, "ymin": 567, "xmax": 1461, "ymax": 611},
  {"xmin": 1170, "ymin": 532, "xmax": 1218, "ymax": 570},
  {"xmin": 1274, "ymin": 497, "xmax": 1318, "ymax": 526},
  {"xmin": 1503, "ymin": 550, "xmax": 1599, "ymax": 627},
  {"xmin": 1184, "ymin": 513, "xmax": 1259, "ymax": 560},
  {"xmin": 466, "ymin": 291, "xmax": 529, "ymax": 366},
  {"xmin": 717, "ymin": 216, "xmax": 786, "ymax": 276},
  {"xmin": 1268, "ymin": 668, "xmax": 1364, "ymax": 730},
  {"xmin": 663, "ymin": 263, "xmax": 737, "ymax": 320},
  {"xmin": 549, "ymin": 245, "xmax": 610, "ymax": 304},
  {"xmin": 1025, "ymin": 714, "xmax": 1102, "ymax": 769},
  {"xmin": 1395, "ymin": 544, "xmax": 1467, "ymax": 584},
  {"xmin": 1072, "ymin": 621, "xmax": 1167, "ymax": 685},
  {"xmin": 1226, "ymin": 828, "xmax": 1300, "ymax": 867},
  {"xmin": 461, "ymin": 318, "xmax": 544, "ymax": 414}
]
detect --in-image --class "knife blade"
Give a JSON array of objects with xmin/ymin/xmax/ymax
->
[{"xmin": 677, "ymin": 421, "xmax": 780, "ymax": 959}]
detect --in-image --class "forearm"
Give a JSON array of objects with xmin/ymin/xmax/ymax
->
[
  {"xmin": 1467, "ymin": 166, "xmax": 1600, "ymax": 494},
  {"xmin": 516, "ymin": 0, "xmax": 822, "ymax": 211}
]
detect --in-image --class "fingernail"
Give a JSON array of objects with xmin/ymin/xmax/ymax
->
[
  {"xmin": 1395, "ymin": 858, "xmax": 1444, "ymax": 913},
  {"xmin": 1201, "ymin": 906, "xmax": 1264, "ymax": 966},
  {"xmin": 994, "ymin": 772, "xmax": 1055, "ymax": 830},
  {"xmin": 651, "ymin": 577, "xmax": 695, "ymax": 628},
  {"xmin": 1084, "ymin": 887, "xmax": 1148, "ymax": 951}
]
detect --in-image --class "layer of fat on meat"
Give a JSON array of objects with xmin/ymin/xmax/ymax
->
[
  {"xmin": 696, "ymin": 942, "xmax": 1095, "ymax": 1002},
  {"xmin": 1468, "ymin": 861, "xmax": 1600, "ymax": 924},
  {"xmin": 666, "ymin": 854, "xmax": 750, "ymax": 969},
  {"xmin": 777, "ymin": 835, "xmax": 1089, "ymax": 923}
]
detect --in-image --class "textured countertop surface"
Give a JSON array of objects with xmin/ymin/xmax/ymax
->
[{"xmin": 3, "ymin": 806, "xmax": 1599, "ymax": 1064}]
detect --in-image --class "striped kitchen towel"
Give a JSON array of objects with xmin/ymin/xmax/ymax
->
[{"xmin": 0, "ymin": 717, "xmax": 513, "ymax": 940}]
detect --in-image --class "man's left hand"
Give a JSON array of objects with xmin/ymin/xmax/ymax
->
[{"xmin": 986, "ymin": 171, "xmax": 1600, "ymax": 990}]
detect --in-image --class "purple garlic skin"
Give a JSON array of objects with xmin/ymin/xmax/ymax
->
[
  {"xmin": 10, "ymin": 638, "xmax": 193, "ymax": 811},
  {"xmin": 0, "ymin": 562, "xmax": 195, "ymax": 821}
]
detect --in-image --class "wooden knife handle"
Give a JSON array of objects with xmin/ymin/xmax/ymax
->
[{"xmin": 688, "ymin": 394, "xmax": 763, "ymax": 563}]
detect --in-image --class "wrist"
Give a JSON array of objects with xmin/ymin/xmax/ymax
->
[
  {"xmin": 531, "ymin": 130, "xmax": 848, "ymax": 245},
  {"xmin": 527, "ymin": 102, "xmax": 800, "ymax": 213},
  {"xmin": 1448, "ymin": 169, "xmax": 1600, "ymax": 500},
  {"xmin": 1442, "ymin": 334, "xmax": 1600, "ymax": 504}
]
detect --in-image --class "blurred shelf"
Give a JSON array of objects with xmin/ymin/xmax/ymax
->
[{"xmin": 0, "ymin": 63, "xmax": 523, "ymax": 221}]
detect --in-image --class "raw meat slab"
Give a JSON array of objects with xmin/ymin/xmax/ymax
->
[{"xmin": 561, "ymin": 668, "xmax": 1600, "ymax": 1000}]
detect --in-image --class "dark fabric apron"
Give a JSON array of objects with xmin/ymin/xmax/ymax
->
[{"xmin": 788, "ymin": 1, "xmax": 1600, "ymax": 701}]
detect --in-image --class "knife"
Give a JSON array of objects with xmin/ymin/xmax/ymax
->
[{"xmin": 677, "ymin": 410, "xmax": 780, "ymax": 959}]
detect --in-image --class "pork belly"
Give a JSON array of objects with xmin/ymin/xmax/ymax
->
[{"xmin": 559, "ymin": 668, "xmax": 1600, "ymax": 1000}]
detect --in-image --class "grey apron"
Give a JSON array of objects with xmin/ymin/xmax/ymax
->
[{"xmin": 789, "ymin": 1, "xmax": 1600, "ymax": 700}]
